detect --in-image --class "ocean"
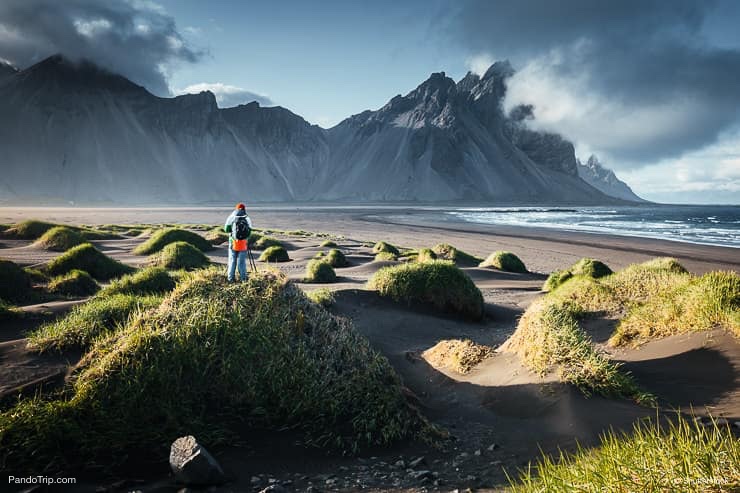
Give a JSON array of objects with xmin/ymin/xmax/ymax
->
[{"xmin": 444, "ymin": 205, "xmax": 740, "ymax": 248}]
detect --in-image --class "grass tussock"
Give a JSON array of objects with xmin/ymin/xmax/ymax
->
[
  {"xmin": 509, "ymin": 414, "xmax": 739, "ymax": 492},
  {"xmin": 320, "ymin": 240, "xmax": 338, "ymax": 248},
  {"xmin": 479, "ymin": 251, "xmax": 527, "ymax": 273},
  {"xmin": 544, "ymin": 258, "xmax": 612, "ymax": 291},
  {"xmin": 24, "ymin": 267, "xmax": 50, "ymax": 284},
  {"xmin": 47, "ymin": 270, "xmax": 99, "ymax": 297},
  {"xmin": 101, "ymin": 267, "xmax": 176, "ymax": 296},
  {"xmin": 259, "ymin": 245, "xmax": 290, "ymax": 262},
  {"xmin": 34, "ymin": 226, "xmax": 86, "ymax": 251},
  {"xmin": 423, "ymin": 339, "xmax": 493, "ymax": 374},
  {"xmin": 134, "ymin": 228, "xmax": 212, "ymax": 255},
  {"xmin": 254, "ymin": 236, "xmax": 283, "ymax": 249},
  {"xmin": 304, "ymin": 259, "xmax": 337, "ymax": 283},
  {"xmin": 3, "ymin": 270, "xmax": 430, "ymax": 473},
  {"xmin": 4, "ymin": 220, "xmax": 119, "ymax": 241},
  {"xmin": 0, "ymin": 299, "xmax": 21, "ymax": 320},
  {"xmin": 46, "ymin": 243, "xmax": 134, "ymax": 281},
  {"xmin": 374, "ymin": 251, "xmax": 398, "ymax": 262},
  {"xmin": 0, "ymin": 259, "xmax": 34, "ymax": 303},
  {"xmin": 27, "ymin": 294, "xmax": 162, "ymax": 352},
  {"xmin": 372, "ymin": 241, "xmax": 400, "ymax": 256},
  {"xmin": 151, "ymin": 241, "xmax": 210, "ymax": 270},
  {"xmin": 416, "ymin": 248, "xmax": 437, "ymax": 263},
  {"xmin": 307, "ymin": 288, "xmax": 335, "ymax": 307},
  {"xmin": 205, "ymin": 229, "xmax": 229, "ymax": 245},
  {"xmin": 368, "ymin": 260, "xmax": 484, "ymax": 320},
  {"xmin": 502, "ymin": 299, "xmax": 651, "ymax": 403},
  {"xmin": 323, "ymin": 249, "xmax": 349, "ymax": 268},
  {"xmin": 432, "ymin": 243, "xmax": 482, "ymax": 267}
]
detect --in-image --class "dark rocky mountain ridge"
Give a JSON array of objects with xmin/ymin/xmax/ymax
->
[{"xmin": 0, "ymin": 55, "xmax": 641, "ymax": 204}]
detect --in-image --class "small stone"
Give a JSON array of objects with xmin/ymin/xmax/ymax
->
[
  {"xmin": 268, "ymin": 478, "xmax": 278, "ymax": 484},
  {"xmin": 458, "ymin": 452, "xmax": 469, "ymax": 458},
  {"xmin": 409, "ymin": 456, "xmax": 426, "ymax": 468},
  {"xmin": 492, "ymin": 460, "xmax": 503, "ymax": 466},
  {"xmin": 474, "ymin": 449, "xmax": 482, "ymax": 456},
  {"xmin": 169, "ymin": 436, "xmax": 226, "ymax": 486},
  {"xmin": 251, "ymin": 476, "xmax": 262, "ymax": 485},
  {"xmin": 394, "ymin": 460, "xmax": 406, "ymax": 468},
  {"xmin": 734, "ymin": 421, "xmax": 740, "ymax": 429},
  {"xmin": 411, "ymin": 470, "xmax": 433, "ymax": 482}
]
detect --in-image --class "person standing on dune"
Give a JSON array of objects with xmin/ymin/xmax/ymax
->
[{"xmin": 224, "ymin": 203, "xmax": 252, "ymax": 282}]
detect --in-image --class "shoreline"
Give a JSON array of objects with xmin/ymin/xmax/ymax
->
[{"xmin": 1, "ymin": 206, "xmax": 737, "ymax": 274}]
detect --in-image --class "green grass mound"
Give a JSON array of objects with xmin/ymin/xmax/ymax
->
[
  {"xmin": 2, "ymin": 270, "xmax": 429, "ymax": 473},
  {"xmin": 431, "ymin": 243, "xmax": 482, "ymax": 266},
  {"xmin": 372, "ymin": 241, "xmax": 400, "ymax": 256},
  {"xmin": 639, "ymin": 256, "xmax": 689, "ymax": 274},
  {"xmin": 323, "ymin": 249, "xmax": 348, "ymax": 268},
  {"xmin": 102, "ymin": 267, "xmax": 176, "ymax": 296},
  {"xmin": 3, "ymin": 220, "xmax": 58, "ymax": 239},
  {"xmin": 416, "ymin": 248, "xmax": 437, "ymax": 263},
  {"xmin": 509, "ymin": 415, "xmax": 739, "ymax": 492},
  {"xmin": 151, "ymin": 241, "xmax": 210, "ymax": 270},
  {"xmin": 504, "ymin": 257, "xmax": 739, "ymax": 402},
  {"xmin": 259, "ymin": 245, "xmax": 290, "ymax": 262},
  {"xmin": 304, "ymin": 259, "xmax": 337, "ymax": 283},
  {"xmin": 47, "ymin": 270, "xmax": 99, "ymax": 297},
  {"xmin": 28, "ymin": 294, "xmax": 162, "ymax": 352},
  {"xmin": 134, "ymin": 228, "xmax": 213, "ymax": 255},
  {"xmin": 0, "ymin": 299, "xmax": 20, "ymax": 320},
  {"xmin": 205, "ymin": 229, "xmax": 229, "ymax": 246},
  {"xmin": 254, "ymin": 236, "xmax": 283, "ymax": 249},
  {"xmin": 374, "ymin": 251, "xmax": 398, "ymax": 262},
  {"xmin": 368, "ymin": 260, "xmax": 484, "ymax": 320},
  {"xmin": 320, "ymin": 240, "xmax": 338, "ymax": 248},
  {"xmin": 0, "ymin": 259, "xmax": 34, "ymax": 303},
  {"xmin": 24, "ymin": 267, "xmax": 50, "ymax": 284},
  {"xmin": 46, "ymin": 243, "xmax": 134, "ymax": 281},
  {"xmin": 544, "ymin": 257, "xmax": 612, "ymax": 291},
  {"xmin": 35, "ymin": 226, "xmax": 86, "ymax": 252},
  {"xmin": 307, "ymin": 288, "xmax": 335, "ymax": 307},
  {"xmin": 479, "ymin": 250, "xmax": 527, "ymax": 273}
]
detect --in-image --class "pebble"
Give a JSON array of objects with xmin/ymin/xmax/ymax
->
[
  {"xmin": 411, "ymin": 470, "xmax": 434, "ymax": 482},
  {"xmin": 474, "ymin": 449, "xmax": 482, "ymax": 456},
  {"xmin": 250, "ymin": 476, "xmax": 262, "ymax": 485},
  {"xmin": 409, "ymin": 456, "xmax": 426, "ymax": 468},
  {"xmin": 394, "ymin": 460, "xmax": 406, "ymax": 468},
  {"xmin": 487, "ymin": 443, "xmax": 499, "ymax": 451}
]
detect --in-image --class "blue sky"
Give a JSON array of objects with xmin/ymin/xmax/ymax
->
[{"xmin": 1, "ymin": 0, "xmax": 739, "ymax": 204}]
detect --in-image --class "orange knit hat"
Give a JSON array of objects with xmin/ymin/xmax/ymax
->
[{"xmin": 235, "ymin": 203, "xmax": 246, "ymax": 210}]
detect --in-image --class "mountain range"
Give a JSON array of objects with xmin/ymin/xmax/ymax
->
[{"xmin": 0, "ymin": 55, "xmax": 642, "ymax": 204}]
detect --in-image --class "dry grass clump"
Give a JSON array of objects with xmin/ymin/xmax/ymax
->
[
  {"xmin": 34, "ymin": 227, "xmax": 86, "ymax": 251},
  {"xmin": 479, "ymin": 251, "xmax": 527, "ymax": 273},
  {"xmin": 372, "ymin": 241, "xmax": 400, "ymax": 256},
  {"xmin": 134, "ymin": 228, "xmax": 212, "ymax": 255},
  {"xmin": 205, "ymin": 228, "xmax": 229, "ymax": 245},
  {"xmin": 46, "ymin": 243, "xmax": 134, "ymax": 281},
  {"xmin": 304, "ymin": 259, "xmax": 337, "ymax": 283},
  {"xmin": 368, "ymin": 261, "xmax": 484, "ymax": 320},
  {"xmin": 259, "ymin": 245, "xmax": 290, "ymax": 262},
  {"xmin": 28, "ymin": 293, "xmax": 161, "ymax": 352},
  {"xmin": 47, "ymin": 270, "xmax": 99, "ymax": 297},
  {"xmin": 431, "ymin": 243, "xmax": 482, "ymax": 266},
  {"xmin": 509, "ymin": 414, "xmax": 740, "ymax": 492},
  {"xmin": 151, "ymin": 241, "xmax": 210, "ymax": 270},
  {"xmin": 2, "ymin": 270, "xmax": 431, "ymax": 473},
  {"xmin": 101, "ymin": 267, "xmax": 176, "ymax": 296},
  {"xmin": 423, "ymin": 339, "xmax": 493, "ymax": 374}
]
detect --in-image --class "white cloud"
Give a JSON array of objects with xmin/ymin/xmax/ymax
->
[
  {"xmin": 465, "ymin": 53, "xmax": 496, "ymax": 76},
  {"xmin": 177, "ymin": 82, "xmax": 273, "ymax": 108}
]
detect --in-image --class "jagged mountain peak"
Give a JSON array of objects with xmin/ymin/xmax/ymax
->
[
  {"xmin": 0, "ymin": 60, "xmax": 18, "ymax": 78},
  {"xmin": 17, "ymin": 54, "xmax": 146, "ymax": 95},
  {"xmin": 482, "ymin": 60, "xmax": 514, "ymax": 81},
  {"xmin": 577, "ymin": 155, "xmax": 646, "ymax": 202}
]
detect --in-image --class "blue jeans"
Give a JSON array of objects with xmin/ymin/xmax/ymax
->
[{"xmin": 227, "ymin": 248, "xmax": 248, "ymax": 282}]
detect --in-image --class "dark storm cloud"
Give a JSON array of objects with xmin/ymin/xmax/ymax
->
[
  {"xmin": 450, "ymin": 0, "xmax": 740, "ymax": 165},
  {"xmin": 0, "ymin": 0, "xmax": 203, "ymax": 96}
]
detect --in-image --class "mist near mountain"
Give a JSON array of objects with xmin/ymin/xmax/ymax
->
[
  {"xmin": 577, "ymin": 156, "xmax": 645, "ymax": 203},
  {"xmin": 0, "ymin": 55, "xmax": 641, "ymax": 204}
]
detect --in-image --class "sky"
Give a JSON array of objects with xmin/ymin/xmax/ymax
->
[{"xmin": 0, "ymin": 0, "xmax": 739, "ymax": 204}]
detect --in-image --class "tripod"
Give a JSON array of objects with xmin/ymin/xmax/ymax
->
[{"xmin": 246, "ymin": 244, "xmax": 258, "ymax": 272}]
